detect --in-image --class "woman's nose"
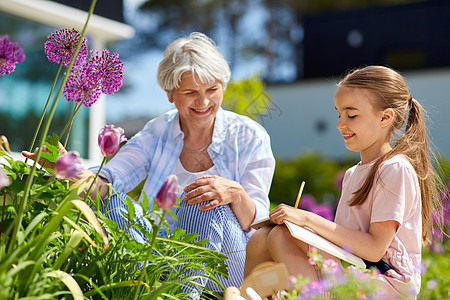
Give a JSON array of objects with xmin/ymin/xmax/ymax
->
[
  {"xmin": 196, "ymin": 92, "xmax": 208, "ymax": 106},
  {"xmin": 336, "ymin": 117, "xmax": 345, "ymax": 130}
]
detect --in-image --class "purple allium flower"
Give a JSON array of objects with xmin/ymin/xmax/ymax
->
[
  {"xmin": 86, "ymin": 49, "xmax": 124, "ymax": 94},
  {"xmin": 63, "ymin": 66, "xmax": 103, "ymax": 107},
  {"xmin": 155, "ymin": 175, "xmax": 178, "ymax": 210},
  {"xmin": 54, "ymin": 151, "xmax": 83, "ymax": 179},
  {"xmin": 0, "ymin": 35, "xmax": 25, "ymax": 76},
  {"xmin": 311, "ymin": 204, "xmax": 334, "ymax": 221},
  {"xmin": 299, "ymin": 194, "xmax": 335, "ymax": 221},
  {"xmin": 98, "ymin": 125, "xmax": 127, "ymax": 157},
  {"xmin": 299, "ymin": 194, "xmax": 317, "ymax": 211},
  {"xmin": 63, "ymin": 49, "xmax": 124, "ymax": 107},
  {"xmin": 0, "ymin": 168, "xmax": 11, "ymax": 188},
  {"xmin": 44, "ymin": 28, "xmax": 88, "ymax": 68}
]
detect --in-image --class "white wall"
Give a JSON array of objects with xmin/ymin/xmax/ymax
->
[{"xmin": 263, "ymin": 68, "xmax": 450, "ymax": 160}]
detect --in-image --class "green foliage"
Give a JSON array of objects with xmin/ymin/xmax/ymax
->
[
  {"xmin": 222, "ymin": 74, "xmax": 271, "ymax": 120},
  {"xmin": 269, "ymin": 151, "xmax": 357, "ymax": 207},
  {"xmin": 419, "ymin": 246, "xmax": 450, "ymax": 299},
  {"xmin": 0, "ymin": 151, "xmax": 228, "ymax": 299}
]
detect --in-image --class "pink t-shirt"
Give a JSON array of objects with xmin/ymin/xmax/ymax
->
[{"xmin": 335, "ymin": 155, "xmax": 422, "ymax": 298}]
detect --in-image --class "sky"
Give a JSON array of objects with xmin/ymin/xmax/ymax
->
[{"xmin": 105, "ymin": 0, "xmax": 291, "ymax": 121}]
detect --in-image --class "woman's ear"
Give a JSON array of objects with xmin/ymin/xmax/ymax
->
[{"xmin": 380, "ymin": 108, "xmax": 394, "ymax": 127}]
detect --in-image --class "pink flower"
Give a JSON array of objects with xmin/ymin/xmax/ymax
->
[
  {"xmin": 54, "ymin": 151, "xmax": 83, "ymax": 179},
  {"xmin": 155, "ymin": 175, "xmax": 178, "ymax": 210},
  {"xmin": 0, "ymin": 35, "xmax": 25, "ymax": 75},
  {"xmin": 44, "ymin": 28, "xmax": 88, "ymax": 68},
  {"xmin": 0, "ymin": 168, "xmax": 11, "ymax": 188},
  {"xmin": 98, "ymin": 125, "xmax": 127, "ymax": 157},
  {"xmin": 63, "ymin": 50, "xmax": 124, "ymax": 107}
]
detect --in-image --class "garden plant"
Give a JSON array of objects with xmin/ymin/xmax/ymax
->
[
  {"xmin": 0, "ymin": 1, "xmax": 227, "ymax": 299},
  {"xmin": 1, "ymin": 0, "xmax": 449, "ymax": 299}
]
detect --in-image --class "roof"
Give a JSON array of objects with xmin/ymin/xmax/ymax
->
[{"xmin": 0, "ymin": 0, "xmax": 134, "ymax": 44}]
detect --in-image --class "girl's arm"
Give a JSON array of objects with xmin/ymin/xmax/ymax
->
[{"xmin": 269, "ymin": 204, "xmax": 398, "ymax": 262}]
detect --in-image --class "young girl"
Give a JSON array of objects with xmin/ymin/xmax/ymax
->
[{"xmin": 244, "ymin": 66, "xmax": 443, "ymax": 298}]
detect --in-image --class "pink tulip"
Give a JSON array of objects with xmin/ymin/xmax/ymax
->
[
  {"xmin": 98, "ymin": 125, "xmax": 127, "ymax": 157},
  {"xmin": 155, "ymin": 175, "xmax": 178, "ymax": 210},
  {"xmin": 54, "ymin": 151, "xmax": 83, "ymax": 179}
]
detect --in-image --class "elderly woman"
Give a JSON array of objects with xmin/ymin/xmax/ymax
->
[
  {"xmin": 25, "ymin": 32, "xmax": 275, "ymax": 293},
  {"xmin": 102, "ymin": 32, "xmax": 275, "ymax": 290}
]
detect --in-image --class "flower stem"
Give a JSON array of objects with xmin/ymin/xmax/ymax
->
[
  {"xmin": 63, "ymin": 103, "xmax": 77, "ymax": 148},
  {"xmin": 25, "ymin": 62, "xmax": 63, "ymax": 164},
  {"xmin": 133, "ymin": 209, "xmax": 167, "ymax": 299},
  {"xmin": 59, "ymin": 80, "xmax": 99, "ymax": 145},
  {"xmin": 7, "ymin": 0, "xmax": 98, "ymax": 254}
]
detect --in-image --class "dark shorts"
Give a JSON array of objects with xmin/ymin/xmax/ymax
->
[{"xmin": 362, "ymin": 259, "xmax": 393, "ymax": 274}]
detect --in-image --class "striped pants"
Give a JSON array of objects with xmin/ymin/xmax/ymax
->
[{"xmin": 99, "ymin": 193, "xmax": 249, "ymax": 295}]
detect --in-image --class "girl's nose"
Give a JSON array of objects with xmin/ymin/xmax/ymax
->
[{"xmin": 336, "ymin": 118, "xmax": 345, "ymax": 130}]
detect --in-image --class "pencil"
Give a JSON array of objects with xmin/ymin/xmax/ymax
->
[{"xmin": 294, "ymin": 181, "xmax": 305, "ymax": 209}]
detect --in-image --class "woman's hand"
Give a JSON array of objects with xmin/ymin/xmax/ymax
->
[
  {"xmin": 22, "ymin": 142, "xmax": 67, "ymax": 169},
  {"xmin": 269, "ymin": 203, "xmax": 312, "ymax": 227},
  {"xmin": 183, "ymin": 175, "xmax": 244, "ymax": 211}
]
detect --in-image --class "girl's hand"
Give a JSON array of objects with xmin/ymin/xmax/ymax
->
[
  {"xmin": 183, "ymin": 175, "xmax": 244, "ymax": 211},
  {"xmin": 22, "ymin": 142, "xmax": 67, "ymax": 169},
  {"xmin": 269, "ymin": 203, "xmax": 311, "ymax": 226}
]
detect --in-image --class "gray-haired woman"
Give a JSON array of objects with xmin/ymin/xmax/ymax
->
[{"xmin": 25, "ymin": 32, "xmax": 275, "ymax": 296}]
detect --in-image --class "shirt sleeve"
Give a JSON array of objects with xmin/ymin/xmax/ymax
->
[
  {"xmin": 370, "ymin": 159, "xmax": 419, "ymax": 227},
  {"xmin": 238, "ymin": 123, "xmax": 276, "ymax": 223}
]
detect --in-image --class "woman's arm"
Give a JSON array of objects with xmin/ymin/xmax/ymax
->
[
  {"xmin": 22, "ymin": 146, "xmax": 111, "ymax": 200},
  {"xmin": 269, "ymin": 204, "xmax": 398, "ymax": 262},
  {"xmin": 183, "ymin": 175, "xmax": 256, "ymax": 231}
]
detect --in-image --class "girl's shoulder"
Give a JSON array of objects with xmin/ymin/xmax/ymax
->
[{"xmin": 379, "ymin": 154, "xmax": 417, "ymax": 180}]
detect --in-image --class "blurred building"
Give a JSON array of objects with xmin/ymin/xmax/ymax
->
[
  {"xmin": 263, "ymin": 0, "xmax": 450, "ymax": 160},
  {"xmin": 0, "ymin": 0, "xmax": 133, "ymax": 166}
]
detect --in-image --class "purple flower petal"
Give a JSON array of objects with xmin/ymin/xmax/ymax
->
[
  {"xmin": 0, "ymin": 35, "xmax": 25, "ymax": 76},
  {"xmin": 63, "ymin": 66, "xmax": 103, "ymax": 107},
  {"xmin": 54, "ymin": 151, "xmax": 83, "ymax": 179},
  {"xmin": 44, "ymin": 28, "xmax": 87, "ymax": 68},
  {"xmin": 98, "ymin": 125, "xmax": 127, "ymax": 157},
  {"xmin": 87, "ymin": 49, "xmax": 124, "ymax": 95},
  {"xmin": 63, "ymin": 49, "xmax": 124, "ymax": 107},
  {"xmin": 155, "ymin": 175, "xmax": 178, "ymax": 210}
]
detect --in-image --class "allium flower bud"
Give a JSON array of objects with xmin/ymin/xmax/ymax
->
[
  {"xmin": 98, "ymin": 125, "xmax": 127, "ymax": 157},
  {"xmin": 44, "ymin": 28, "xmax": 88, "ymax": 68},
  {"xmin": 155, "ymin": 175, "xmax": 178, "ymax": 210},
  {"xmin": 0, "ymin": 168, "xmax": 11, "ymax": 188},
  {"xmin": 54, "ymin": 151, "xmax": 83, "ymax": 179},
  {"xmin": 0, "ymin": 35, "xmax": 25, "ymax": 75}
]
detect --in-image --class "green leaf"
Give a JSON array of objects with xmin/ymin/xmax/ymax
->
[
  {"xmin": 126, "ymin": 196, "xmax": 135, "ymax": 222},
  {"xmin": 46, "ymin": 270, "xmax": 84, "ymax": 300}
]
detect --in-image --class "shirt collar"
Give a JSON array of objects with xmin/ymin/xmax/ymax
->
[
  {"xmin": 168, "ymin": 107, "xmax": 227, "ymax": 155},
  {"xmin": 210, "ymin": 107, "xmax": 226, "ymax": 155},
  {"xmin": 167, "ymin": 109, "xmax": 184, "ymax": 141}
]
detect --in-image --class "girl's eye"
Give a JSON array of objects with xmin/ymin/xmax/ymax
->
[{"xmin": 348, "ymin": 115, "xmax": 356, "ymax": 119}]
